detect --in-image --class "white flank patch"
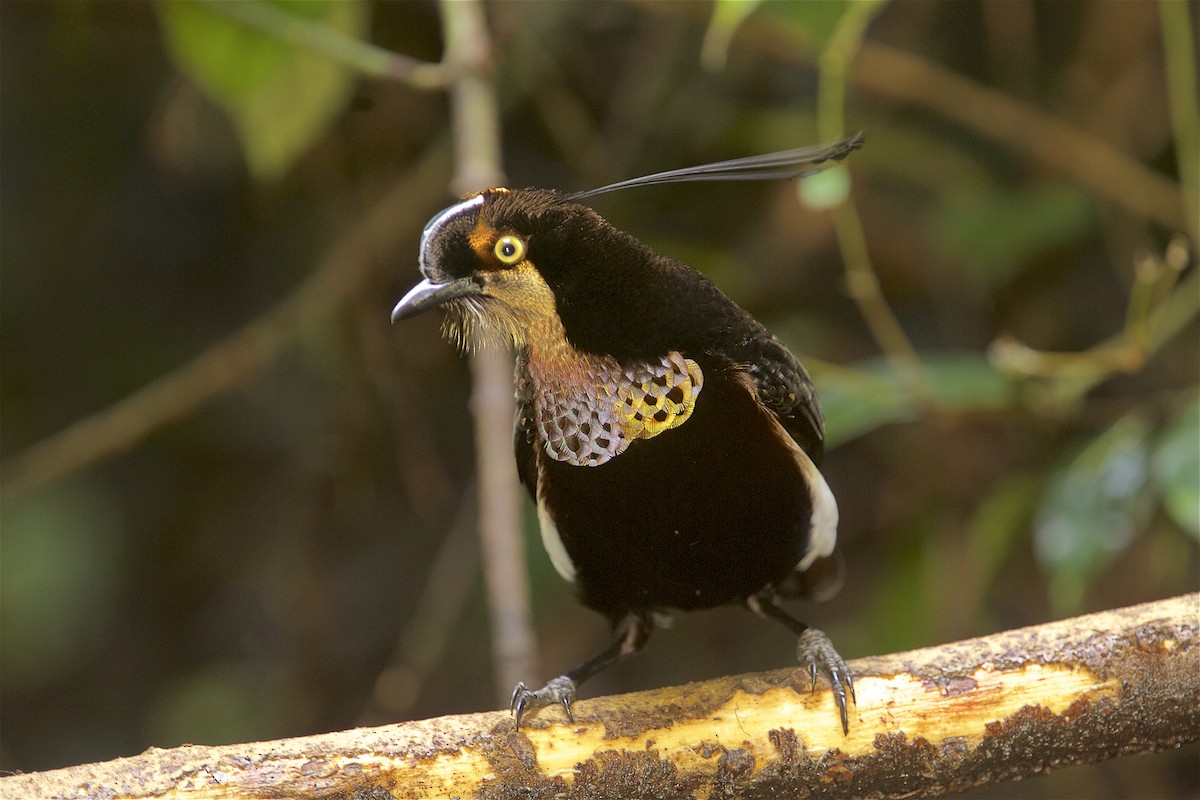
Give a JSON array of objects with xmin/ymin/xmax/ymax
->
[
  {"xmin": 795, "ymin": 447, "xmax": 839, "ymax": 570},
  {"xmin": 736, "ymin": 371, "xmax": 840, "ymax": 572},
  {"xmin": 536, "ymin": 468, "xmax": 576, "ymax": 583}
]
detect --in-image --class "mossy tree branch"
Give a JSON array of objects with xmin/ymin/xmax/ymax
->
[{"xmin": 5, "ymin": 594, "xmax": 1196, "ymax": 800}]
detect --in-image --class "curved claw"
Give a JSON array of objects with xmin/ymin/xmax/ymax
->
[
  {"xmin": 510, "ymin": 681, "xmax": 529, "ymax": 725},
  {"xmin": 510, "ymin": 675, "xmax": 577, "ymax": 727},
  {"xmin": 796, "ymin": 627, "xmax": 855, "ymax": 735}
]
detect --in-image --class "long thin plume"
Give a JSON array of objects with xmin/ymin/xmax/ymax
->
[{"xmin": 565, "ymin": 132, "xmax": 865, "ymax": 201}]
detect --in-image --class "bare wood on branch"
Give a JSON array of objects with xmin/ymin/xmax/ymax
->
[{"xmin": 5, "ymin": 593, "xmax": 1196, "ymax": 800}]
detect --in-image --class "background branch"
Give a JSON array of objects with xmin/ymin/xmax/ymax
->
[
  {"xmin": 0, "ymin": 140, "xmax": 450, "ymax": 501},
  {"xmin": 5, "ymin": 594, "xmax": 1195, "ymax": 799},
  {"xmin": 852, "ymin": 41, "xmax": 1187, "ymax": 232},
  {"xmin": 439, "ymin": 0, "xmax": 539, "ymax": 706},
  {"xmin": 197, "ymin": 0, "xmax": 454, "ymax": 88},
  {"xmin": 817, "ymin": 0, "xmax": 932, "ymax": 403},
  {"xmin": 646, "ymin": 4, "xmax": 1187, "ymax": 232},
  {"xmin": 3, "ymin": 3, "xmax": 1194, "ymax": 790}
]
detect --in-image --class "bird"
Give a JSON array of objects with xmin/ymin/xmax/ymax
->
[{"xmin": 392, "ymin": 134, "xmax": 863, "ymax": 733}]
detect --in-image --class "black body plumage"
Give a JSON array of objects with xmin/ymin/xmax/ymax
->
[{"xmin": 393, "ymin": 135, "xmax": 861, "ymax": 732}]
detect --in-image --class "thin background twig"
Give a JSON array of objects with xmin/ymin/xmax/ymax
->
[{"xmin": 438, "ymin": 0, "xmax": 538, "ymax": 706}]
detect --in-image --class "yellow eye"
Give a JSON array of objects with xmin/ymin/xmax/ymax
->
[{"xmin": 493, "ymin": 235, "xmax": 526, "ymax": 265}]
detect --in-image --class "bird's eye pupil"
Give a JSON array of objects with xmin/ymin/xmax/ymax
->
[{"xmin": 502, "ymin": 242, "xmax": 515, "ymax": 256}]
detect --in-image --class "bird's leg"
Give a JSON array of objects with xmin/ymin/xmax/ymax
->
[
  {"xmin": 511, "ymin": 610, "xmax": 653, "ymax": 726},
  {"xmin": 747, "ymin": 590, "xmax": 855, "ymax": 734}
]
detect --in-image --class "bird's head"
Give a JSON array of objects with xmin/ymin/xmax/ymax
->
[
  {"xmin": 391, "ymin": 187, "xmax": 647, "ymax": 354},
  {"xmin": 392, "ymin": 134, "xmax": 866, "ymax": 356}
]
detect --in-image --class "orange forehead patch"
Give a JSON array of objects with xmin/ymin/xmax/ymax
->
[{"xmin": 468, "ymin": 219, "xmax": 500, "ymax": 265}]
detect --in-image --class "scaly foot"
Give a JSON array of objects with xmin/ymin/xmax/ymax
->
[
  {"xmin": 510, "ymin": 675, "xmax": 576, "ymax": 727},
  {"xmin": 796, "ymin": 627, "xmax": 855, "ymax": 734}
]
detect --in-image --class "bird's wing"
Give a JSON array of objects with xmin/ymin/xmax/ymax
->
[{"xmin": 741, "ymin": 335, "xmax": 825, "ymax": 464}]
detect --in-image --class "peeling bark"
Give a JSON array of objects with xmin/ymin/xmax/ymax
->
[{"xmin": 4, "ymin": 594, "xmax": 1197, "ymax": 800}]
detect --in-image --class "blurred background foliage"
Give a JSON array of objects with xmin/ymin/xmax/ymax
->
[{"xmin": 1, "ymin": 1, "xmax": 1197, "ymax": 796}]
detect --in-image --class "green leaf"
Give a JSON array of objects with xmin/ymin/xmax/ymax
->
[
  {"xmin": 1152, "ymin": 393, "xmax": 1200, "ymax": 539},
  {"xmin": 758, "ymin": 0, "xmax": 850, "ymax": 54},
  {"xmin": 817, "ymin": 352, "xmax": 1011, "ymax": 447},
  {"xmin": 863, "ymin": 527, "xmax": 933, "ymax": 653},
  {"xmin": 932, "ymin": 182, "xmax": 1096, "ymax": 284},
  {"xmin": 0, "ymin": 481, "xmax": 125, "ymax": 685},
  {"xmin": 922, "ymin": 351, "xmax": 1014, "ymax": 409},
  {"xmin": 968, "ymin": 474, "xmax": 1040, "ymax": 594},
  {"xmin": 157, "ymin": 0, "xmax": 367, "ymax": 180},
  {"xmin": 817, "ymin": 365, "xmax": 908, "ymax": 448},
  {"xmin": 1033, "ymin": 413, "xmax": 1154, "ymax": 613}
]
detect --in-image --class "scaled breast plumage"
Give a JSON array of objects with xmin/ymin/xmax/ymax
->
[{"xmin": 528, "ymin": 350, "xmax": 704, "ymax": 467}]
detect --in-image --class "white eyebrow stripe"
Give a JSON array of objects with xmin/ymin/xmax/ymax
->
[{"xmin": 419, "ymin": 194, "xmax": 485, "ymax": 275}]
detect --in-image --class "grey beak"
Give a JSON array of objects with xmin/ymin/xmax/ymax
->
[{"xmin": 391, "ymin": 277, "xmax": 480, "ymax": 322}]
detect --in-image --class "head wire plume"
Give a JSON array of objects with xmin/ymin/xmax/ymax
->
[{"xmin": 565, "ymin": 131, "xmax": 865, "ymax": 201}]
